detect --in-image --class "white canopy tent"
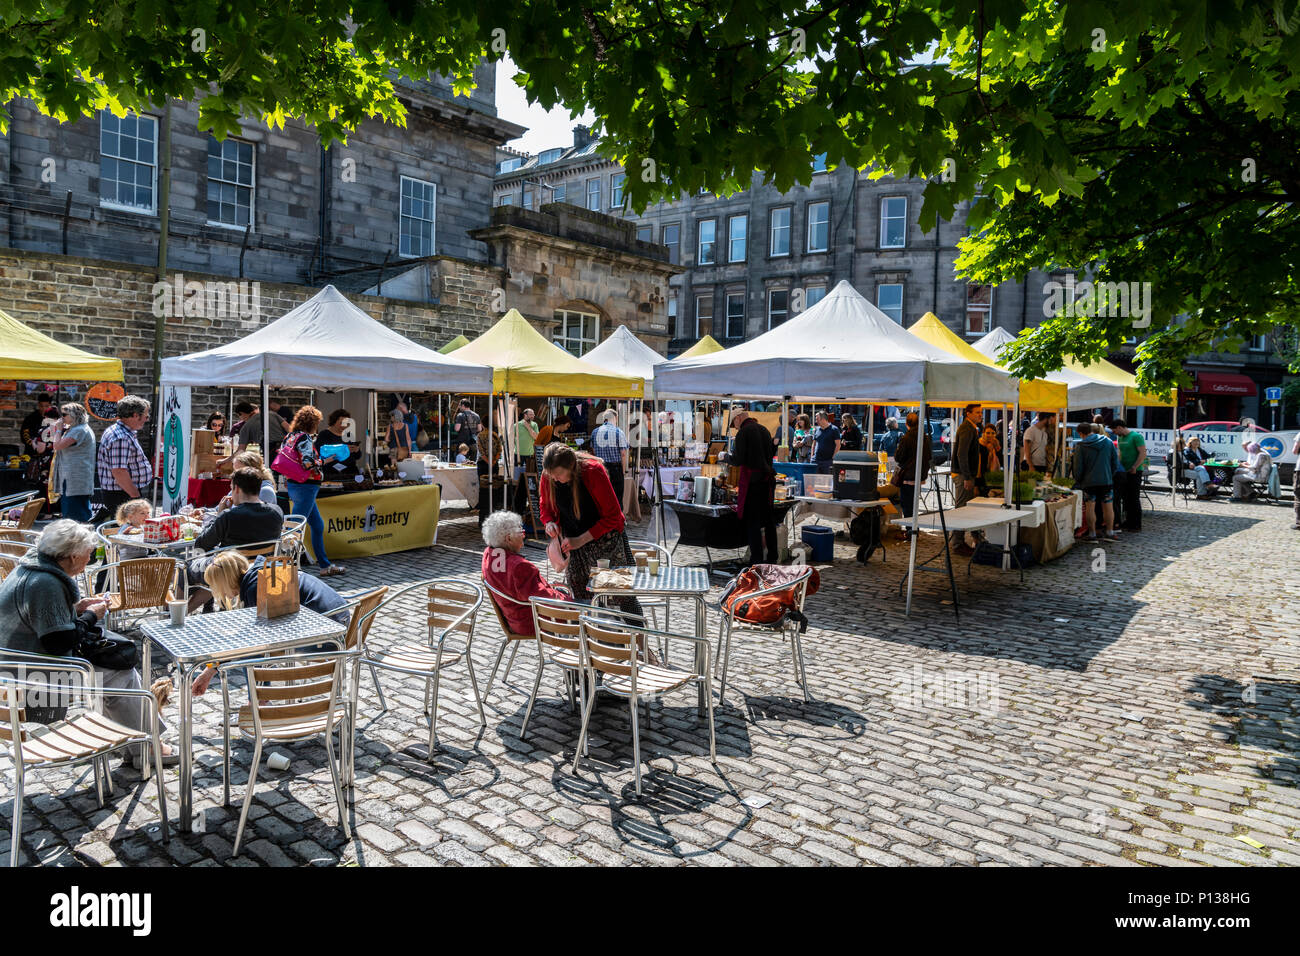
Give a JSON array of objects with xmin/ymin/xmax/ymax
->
[
  {"xmin": 582, "ymin": 324, "xmax": 666, "ymax": 398},
  {"xmin": 655, "ymin": 280, "xmax": 1019, "ymax": 614},
  {"xmin": 161, "ymin": 284, "xmax": 495, "ymax": 454}
]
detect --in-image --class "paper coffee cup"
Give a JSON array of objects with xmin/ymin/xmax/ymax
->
[
  {"xmin": 597, "ymin": 558, "xmax": 610, "ymax": 569},
  {"xmin": 168, "ymin": 601, "xmax": 186, "ymax": 626},
  {"xmin": 647, "ymin": 558, "xmax": 661, "ymax": 575},
  {"xmin": 266, "ymin": 752, "xmax": 291, "ymax": 771}
]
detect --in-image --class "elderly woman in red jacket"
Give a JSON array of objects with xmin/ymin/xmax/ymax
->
[
  {"xmin": 539, "ymin": 443, "xmax": 642, "ymax": 617},
  {"xmin": 480, "ymin": 510, "xmax": 567, "ymax": 634}
]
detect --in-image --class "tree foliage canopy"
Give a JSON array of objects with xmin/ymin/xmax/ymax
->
[{"xmin": 3, "ymin": 0, "xmax": 1298, "ymax": 390}]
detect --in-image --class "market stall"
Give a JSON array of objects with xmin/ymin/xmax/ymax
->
[
  {"xmin": 160, "ymin": 285, "xmax": 493, "ymax": 561},
  {"xmin": 656, "ymin": 281, "xmax": 1019, "ymax": 614}
]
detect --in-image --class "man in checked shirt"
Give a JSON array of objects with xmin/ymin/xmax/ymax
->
[
  {"xmin": 94, "ymin": 395, "xmax": 154, "ymax": 522},
  {"xmin": 590, "ymin": 408, "xmax": 630, "ymax": 514}
]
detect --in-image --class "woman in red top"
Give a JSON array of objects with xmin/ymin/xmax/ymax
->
[{"xmin": 540, "ymin": 443, "xmax": 641, "ymax": 616}]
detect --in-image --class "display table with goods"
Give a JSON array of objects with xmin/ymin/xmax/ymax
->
[
  {"xmin": 664, "ymin": 497, "xmax": 797, "ymax": 573},
  {"xmin": 425, "ymin": 463, "xmax": 479, "ymax": 504},
  {"xmin": 1008, "ymin": 485, "xmax": 1082, "ymax": 563},
  {"xmin": 186, "ymin": 477, "xmax": 231, "ymax": 508}
]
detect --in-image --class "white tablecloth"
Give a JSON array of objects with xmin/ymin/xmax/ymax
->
[{"xmin": 638, "ymin": 465, "xmax": 698, "ymax": 499}]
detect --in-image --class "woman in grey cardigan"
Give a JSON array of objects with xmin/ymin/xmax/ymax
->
[
  {"xmin": 0, "ymin": 520, "xmax": 176, "ymax": 767},
  {"xmin": 48, "ymin": 402, "xmax": 96, "ymax": 523}
]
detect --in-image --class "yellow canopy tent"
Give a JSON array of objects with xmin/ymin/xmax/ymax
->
[
  {"xmin": 0, "ymin": 307, "xmax": 124, "ymax": 380},
  {"xmin": 454, "ymin": 309, "xmax": 642, "ymax": 397},
  {"xmin": 1058, "ymin": 355, "xmax": 1175, "ymax": 408},
  {"xmin": 676, "ymin": 334, "xmax": 724, "ymax": 359},
  {"xmin": 907, "ymin": 312, "xmax": 1067, "ymax": 410},
  {"xmin": 438, "ymin": 334, "xmax": 469, "ymax": 354}
]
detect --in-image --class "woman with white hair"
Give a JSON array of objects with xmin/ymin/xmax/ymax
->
[
  {"xmin": 0, "ymin": 520, "xmax": 176, "ymax": 766},
  {"xmin": 48, "ymin": 402, "xmax": 96, "ymax": 522},
  {"xmin": 480, "ymin": 511, "xmax": 567, "ymax": 636}
]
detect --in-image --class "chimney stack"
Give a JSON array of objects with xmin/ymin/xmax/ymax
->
[{"xmin": 573, "ymin": 124, "xmax": 593, "ymax": 149}]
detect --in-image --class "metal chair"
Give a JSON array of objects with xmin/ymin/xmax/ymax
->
[
  {"xmin": 351, "ymin": 580, "xmax": 486, "ymax": 759},
  {"xmin": 0, "ymin": 529, "xmax": 40, "ymax": 551},
  {"xmin": 0, "ymin": 650, "xmax": 169, "ymax": 865},
  {"xmin": 521, "ymin": 597, "xmax": 590, "ymax": 741},
  {"xmin": 715, "ymin": 566, "xmax": 815, "ymax": 703},
  {"xmin": 219, "ymin": 649, "xmax": 356, "ymax": 856},
  {"xmin": 572, "ymin": 614, "xmax": 716, "ymax": 797},
  {"xmin": 0, "ymin": 498, "xmax": 44, "ymax": 531},
  {"xmin": 480, "ymin": 577, "xmax": 542, "ymax": 699},
  {"xmin": 88, "ymin": 557, "xmax": 180, "ymax": 629},
  {"xmin": 0, "ymin": 555, "xmax": 16, "ymax": 582},
  {"xmin": 337, "ymin": 586, "xmax": 390, "ymax": 708},
  {"xmin": 625, "ymin": 539, "xmax": 673, "ymax": 657},
  {"xmin": 1247, "ymin": 461, "xmax": 1281, "ymax": 504}
]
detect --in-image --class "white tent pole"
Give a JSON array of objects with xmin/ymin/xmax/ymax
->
[
  {"xmin": 488, "ymin": 391, "xmax": 495, "ymax": 516},
  {"xmin": 781, "ymin": 399, "xmax": 789, "ymax": 449},
  {"xmin": 905, "ymin": 398, "xmax": 926, "ymax": 616},
  {"xmin": 867, "ymin": 404, "xmax": 875, "ymax": 451}
]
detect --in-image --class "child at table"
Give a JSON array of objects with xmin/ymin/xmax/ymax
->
[
  {"xmin": 114, "ymin": 499, "xmax": 153, "ymax": 560},
  {"xmin": 455, "ymin": 443, "xmax": 470, "ymax": 464}
]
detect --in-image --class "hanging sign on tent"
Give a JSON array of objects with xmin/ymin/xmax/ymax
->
[
  {"xmin": 159, "ymin": 385, "xmax": 191, "ymax": 513},
  {"xmin": 85, "ymin": 382, "xmax": 127, "ymax": 421}
]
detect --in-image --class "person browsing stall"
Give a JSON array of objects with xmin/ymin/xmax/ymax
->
[
  {"xmin": 730, "ymin": 409, "xmax": 780, "ymax": 564},
  {"xmin": 1072, "ymin": 422, "xmax": 1120, "ymax": 542},
  {"xmin": 94, "ymin": 395, "xmax": 153, "ymax": 522},
  {"xmin": 591, "ymin": 409, "xmax": 630, "ymax": 509},
  {"xmin": 48, "ymin": 402, "xmax": 96, "ymax": 523},
  {"xmin": 276, "ymin": 406, "xmax": 345, "ymax": 577},
  {"xmin": 811, "ymin": 411, "xmax": 842, "ymax": 474}
]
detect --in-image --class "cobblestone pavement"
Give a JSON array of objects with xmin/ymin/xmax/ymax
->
[{"xmin": 4, "ymin": 494, "xmax": 1298, "ymax": 867}]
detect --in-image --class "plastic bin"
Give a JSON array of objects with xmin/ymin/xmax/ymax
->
[
  {"xmin": 803, "ymin": 473, "xmax": 834, "ymax": 497},
  {"xmin": 801, "ymin": 525, "xmax": 835, "ymax": 562}
]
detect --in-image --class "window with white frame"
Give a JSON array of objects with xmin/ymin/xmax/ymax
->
[
  {"xmin": 880, "ymin": 196, "xmax": 907, "ymax": 248},
  {"xmin": 610, "ymin": 172, "xmax": 625, "ymax": 209},
  {"xmin": 694, "ymin": 293, "xmax": 712, "ymax": 338},
  {"xmin": 662, "ymin": 222, "xmax": 680, "ymax": 264},
  {"xmin": 497, "ymin": 193, "xmax": 513, "ymax": 206},
  {"xmin": 806, "ymin": 201, "xmax": 830, "ymax": 252},
  {"xmin": 636, "ymin": 224, "xmax": 652, "ymax": 243},
  {"xmin": 99, "ymin": 109, "xmax": 158, "ymax": 213},
  {"xmin": 399, "ymin": 176, "xmax": 436, "ymax": 257},
  {"xmin": 555, "ymin": 309, "xmax": 600, "ymax": 356},
  {"xmin": 521, "ymin": 184, "xmax": 534, "ymax": 210},
  {"xmin": 805, "ymin": 285, "xmax": 827, "ymax": 309},
  {"xmin": 768, "ymin": 289, "xmax": 789, "ymax": 327},
  {"xmin": 728, "ymin": 214, "xmax": 748, "ymax": 262},
  {"xmin": 877, "ymin": 283, "xmax": 904, "ymax": 323},
  {"xmin": 698, "ymin": 218, "xmax": 717, "ymax": 264},
  {"xmin": 537, "ymin": 148, "xmax": 563, "ymax": 165},
  {"xmin": 726, "ymin": 292, "xmax": 746, "ymax": 339},
  {"xmin": 586, "ymin": 177, "xmax": 601, "ymax": 210},
  {"xmin": 206, "ymin": 136, "xmax": 254, "ymax": 228},
  {"xmin": 769, "ymin": 206, "xmax": 791, "ymax": 257},
  {"xmin": 498, "ymin": 157, "xmax": 522, "ymax": 173},
  {"xmin": 966, "ymin": 284, "xmax": 993, "ymax": 335},
  {"xmin": 552, "ymin": 182, "xmax": 567, "ymax": 204}
]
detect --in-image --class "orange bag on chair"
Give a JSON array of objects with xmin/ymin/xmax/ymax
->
[
  {"xmin": 722, "ymin": 564, "xmax": 820, "ymax": 628},
  {"xmin": 256, "ymin": 556, "xmax": 300, "ymax": 619}
]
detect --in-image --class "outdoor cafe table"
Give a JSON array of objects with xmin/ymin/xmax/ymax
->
[
  {"xmin": 1202, "ymin": 460, "xmax": 1240, "ymax": 485},
  {"xmin": 103, "ymin": 529, "xmax": 199, "ymax": 598},
  {"xmin": 140, "ymin": 606, "xmax": 347, "ymax": 832},
  {"xmin": 588, "ymin": 565, "xmax": 711, "ymax": 709}
]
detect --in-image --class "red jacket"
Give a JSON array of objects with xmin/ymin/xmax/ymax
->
[
  {"xmin": 481, "ymin": 548, "xmax": 566, "ymax": 635},
  {"xmin": 539, "ymin": 457, "xmax": 624, "ymax": 542}
]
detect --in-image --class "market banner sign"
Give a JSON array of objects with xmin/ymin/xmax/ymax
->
[
  {"xmin": 309, "ymin": 484, "xmax": 441, "ymax": 560},
  {"xmin": 1135, "ymin": 428, "xmax": 1298, "ymax": 466},
  {"xmin": 86, "ymin": 382, "xmax": 126, "ymax": 421},
  {"xmin": 159, "ymin": 385, "xmax": 191, "ymax": 513}
]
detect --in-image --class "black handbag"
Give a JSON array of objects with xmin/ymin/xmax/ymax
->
[{"xmin": 76, "ymin": 626, "xmax": 138, "ymax": 671}]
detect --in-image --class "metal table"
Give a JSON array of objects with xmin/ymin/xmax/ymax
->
[
  {"xmin": 104, "ymin": 531, "xmax": 198, "ymax": 599},
  {"xmin": 589, "ymin": 565, "xmax": 712, "ymax": 709},
  {"xmin": 791, "ymin": 495, "xmax": 890, "ymax": 563},
  {"xmin": 663, "ymin": 498, "xmax": 796, "ymax": 573},
  {"xmin": 140, "ymin": 606, "xmax": 348, "ymax": 832}
]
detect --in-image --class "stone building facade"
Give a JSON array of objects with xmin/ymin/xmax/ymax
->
[
  {"xmin": 496, "ymin": 129, "xmax": 1291, "ymax": 427},
  {"xmin": 0, "ymin": 68, "xmax": 524, "ymax": 294}
]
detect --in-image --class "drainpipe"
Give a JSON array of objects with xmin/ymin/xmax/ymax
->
[
  {"xmin": 317, "ymin": 143, "xmax": 330, "ymax": 281},
  {"xmin": 932, "ymin": 214, "xmax": 941, "ymax": 315},
  {"xmin": 152, "ymin": 101, "xmax": 172, "ymax": 431}
]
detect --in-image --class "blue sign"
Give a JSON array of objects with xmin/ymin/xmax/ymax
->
[
  {"xmin": 1260, "ymin": 436, "xmax": 1285, "ymax": 458},
  {"xmin": 1265, "ymin": 386, "xmax": 1283, "ymax": 400}
]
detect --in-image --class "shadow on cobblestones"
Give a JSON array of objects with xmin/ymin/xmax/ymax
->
[{"xmin": 1187, "ymin": 675, "xmax": 1300, "ymax": 787}]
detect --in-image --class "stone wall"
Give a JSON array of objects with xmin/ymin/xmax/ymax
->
[{"xmin": 0, "ymin": 248, "xmax": 504, "ymax": 445}]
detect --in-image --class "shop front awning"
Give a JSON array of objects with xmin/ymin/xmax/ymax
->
[{"xmin": 1194, "ymin": 372, "xmax": 1256, "ymax": 396}]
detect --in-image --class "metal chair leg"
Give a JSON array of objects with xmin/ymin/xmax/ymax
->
[
  {"xmin": 793, "ymin": 625, "xmax": 810, "ymax": 702},
  {"xmin": 149, "ymin": 727, "xmax": 170, "ymax": 844},
  {"xmin": 232, "ymin": 737, "xmax": 264, "ymax": 857},
  {"xmin": 485, "ymin": 638, "xmax": 510, "ymax": 697},
  {"xmin": 427, "ymin": 647, "xmax": 444, "ymax": 759},
  {"xmin": 630, "ymin": 694, "xmax": 643, "ymax": 797},
  {"xmin": 368, "ymin": 663, "xmax": 387, "ymax": 712},
  {"xmin": 9, "ymin": 769, "xmax": 23, "ymax": 867},
  {"xmin": 222, "ymin": 676, "xmax": 233, "ymax": 806},
  {"xmin": 501, "ymin": 641, "xmax": 521, "ymax": 689},
  {"xmin": 719, "ymin": 619, "xmax": 734, "ymax": 700},
  {"xmin": 93, "ymin": 755, "xmax": 105, "ymax": 808},
  {"xmin": 520, "ymin": 655, "xmax": 545, "ymax": 739},
  {"xmin": 325, "ymin": 728, "xmax": 350, "ymax": 839},
  {"xmin": 465, "ymin": 653, "xmax": 486, "ymax": 728},
  {"xmin": 572, "ymin": 675, "xmax": 598, "ymax": 774}
]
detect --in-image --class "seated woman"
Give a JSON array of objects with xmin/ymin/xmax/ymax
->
[
  {"xmin": 0, "ymin": 520, "xmax": 177, "ymax": 767},
  {"xmin": 1167, "ymin": 436, "xmax": 1214, "ymax": 498},
  {"xmin": 232, "ymin": 449, "xmax": 278, "ymax": 505},
  {"xmin": 203, "ymin": 550, "xmax": 349, "ymax": 624},
  {"xmin": 479, "ymin": 510, "xmax": 567, "ymax": 636},
  {"xmin": 1232, "ymin": 442, "xmax": 1273, "ymax": 501}
]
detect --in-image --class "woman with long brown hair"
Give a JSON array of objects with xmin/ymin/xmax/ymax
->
[
  {"xmin": 276, "ymin": 405, "xmax": 345, "ymax": 577},
  {"xmin": 539, "ymin": 442, "xmax": 641, "ymax": 616}
]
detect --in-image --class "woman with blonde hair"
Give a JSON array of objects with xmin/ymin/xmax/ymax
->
[
  {"xmin": 203, "ymin": 550, "xmax": 349, "ymax": 622},
  {"xmin": 539, "ymin": 442, "xmax": 641, "ymax": 617},
  {"xmin": 232, "ymin": 449, "xmax": 277, "ymax": 505}
]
